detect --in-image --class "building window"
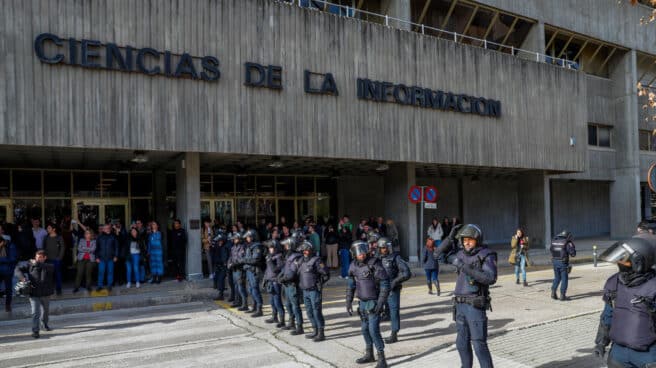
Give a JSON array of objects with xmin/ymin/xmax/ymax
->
[
  {"xmin": 588, "ymin": 124, "xmax": 612, "ymax": 147},
  {"xmin": 640, "ymin": 129, "xmax": 656, "ymax": 151}
]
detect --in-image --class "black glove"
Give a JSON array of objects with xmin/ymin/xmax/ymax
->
[
  {"xmin": 390, "ymin": 280, "xmax": 399, "ymax": 290},
  {"xmin": 373, "ymin": 302, "xmax": 384, "ymax": 315},
  {"xmin": 346, "ymin": 301, "xmax": 353, "ymax": 316},
  {"xmin": 451, "ymin": 256, "xmax": 464, "ymax": 272},
  {"xmin": 593, "ymin": 344, "xmax": 605, "ymax": 360}
]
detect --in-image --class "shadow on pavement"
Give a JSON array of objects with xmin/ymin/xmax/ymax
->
[{"xmin": 534, "ymin": 347, "xmax": 605, "ymax": 368}]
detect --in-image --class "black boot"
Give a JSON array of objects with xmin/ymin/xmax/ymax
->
[
  {"xmin": 231, "ymin": 297, "xmax": 241, "ymax": 308},
  {"xmin": 434, "ymin": 280, "xmax": 441, "ymax": 296},
  {"xmin": 523, "ymin": 280, "xmax": 528, "ymax": 287},
  {"xmin": 551, "ymin": 289, "xmax": 558, "ymax": 300},
  {"xmin": 251, "ymin": 305, "xmax": 263, "ymax": 318},
  {"xmin": 283, "ymin": 316, "xmax": 295, "ymax": 330},
  {"xmin": 214, "ymin": 292, "xmax": 224, "ymax": 301},
  {"xmin": 238, "ymin": 300, "xmax": 249, "ymax": 311},
  {"xmin": 560, "ymin": 292, "xmax": 570, "ymax": 301},
  {"xmin": 355, "ymin": 346, "xmax": 375, "ymax": 364},
  {"xmin": 376, "ymin": 351, "xmax": 387, "ymax": 368},
  {"xmin": 290, "ymin": 324, "xmax": 304, "ymax": 335},
  {"xmin": 385, "ymin": 331, "xmax": 398, "ymax": 344},
  {"xmin": 313, "ymin": 328, "xmax": 325, "ymax": 342},
  {"xmin": 305, "ymin": 328, "xmax": 318, "ymax": 339},
  {"xmin": 276, "ymin": 313, "xmax": 286, "ymax": 328},
  {"xmin": 227, "ymin": 293, "xmax": 235, "ymax": 303},
  {"xmin": 516, "ymin": 278, "xmax": 520, "ymax": 285},
  {"xmin": 265, "ymin": 313, "xmax": 279, "ymax": 324},
  {"xmin": 427, "ymin": 282, "xmax": 433, "ymax": 295}
]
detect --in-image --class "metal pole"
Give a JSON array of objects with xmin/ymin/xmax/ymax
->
[
  {"xmin": 418, "ymin": 186, "xmax": 425, "ymax": 263},
  {"xmin": 593, "ymin": 245, "xmax": 598, "ymax": 268}
]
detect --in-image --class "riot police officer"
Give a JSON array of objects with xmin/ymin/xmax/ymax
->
[
  {"xmin": 436, "ymin": 224, "xmax": 497, "ymax": 368},
  {"xmin": 278, "ymin": 236, "xmax": 305, "ymax": 335},
  {"xmin": 376, "ymin": 237, "xmax": 411, "ymax": 344},
  {"xmin": 549, "ymin": 230, "xmax": 576, "ymax": 301},
  {"xmin": 297, "ymin": 240, "xmax": 329, "ymax": 342},
  {"xmin": 347, "ymin": 240, "xmax": 390, "ymax": 368},
  {"xmin": 211, "ymin": 231, "xmax": 230, "ymax": 301},
  {"xmin": 594, "ymin": 237, "xmax": 656, "ymax": 367},
  {"xmin": 242, "ymin": 230, "xmax": 265, "ymax": 317},
  {"xmin": 227, "ymin": 232, "xmax": 248, "ymax": 311},
  {"xmin": 367, "ymin": 231, "xmax": 381, "ymax": 257},
  {"xmin": 264, "ymin": 239, "xmax": 285, "ymax": 327}
]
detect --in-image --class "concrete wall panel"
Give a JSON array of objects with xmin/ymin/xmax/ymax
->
[{"xmin": 551, "ymin": 180, "xmax": 611, "ymax": 238}]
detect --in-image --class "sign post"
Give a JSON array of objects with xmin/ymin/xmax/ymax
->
[{"xmin": 408, "ymin": 186, "xmax": 423, "ymax": 262}]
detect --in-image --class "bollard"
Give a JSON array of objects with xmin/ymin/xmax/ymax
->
[{"xmin": 593, "ymin": 245, "xmax": 598, "ymax": 267}]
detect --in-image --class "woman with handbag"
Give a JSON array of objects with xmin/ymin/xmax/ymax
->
[{"xmin": 509, "ymin": 228, "xmax": 530, "ymax": 286}]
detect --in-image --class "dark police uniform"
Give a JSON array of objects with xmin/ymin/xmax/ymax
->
[
  {"xmin": 227, "ymin": 233, "xmax": 248, "ymax": 310},
  {"xmin": 264, "ymin": 240, "xmax": 285, "ymax": 327},
  {"xmin": 297, "ymin": 241, "xmax": 329, "ymax": 342},
  {"xmin": 242, "ymin": 231, "xmax": 265, "ymax": 317},
  {"xmin": 278, "ymin": 238, "xmax": 305, "ymax": 335},
  {"xmin": 595, "ymin": 237, "xmax": 656, "ymax": 368},
  {"xmin": 376, "ymin": 237, "xmax": 411, "ymax": 344},
  {"xmin": 211, "ymin": 232, "xmax": 230, "ymax": 300},
  {"xmin": 347, "ymin": 240, "xmax": 390, "ymax": 368},
  {"xmin": 549, "ymin": 231, "xmax": 576, "ymax": 300}
]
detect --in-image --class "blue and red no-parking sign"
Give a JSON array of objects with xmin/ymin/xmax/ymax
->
[
  {"xmin": 408, "ymin": 185, "xmax": 422, "ymax": 204},
  {"xmin": 424, "ymin": 186, "xmax": 438, "ymax": 203}
]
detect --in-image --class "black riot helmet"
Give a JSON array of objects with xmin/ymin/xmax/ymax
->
[
  {"xmin": 554, "ymin": 230, "xmax": 572, "ymax": 241},
  {"xmin": 280, "ymin": 237, "xmax": 297, "ymax": 252},
  {"xmin": 600, "ymin": 237, "xmax": 656, "ymax": 274},
  {"xmin": 213, "ymin": 232, "xmax": 227, "ymax": 244},
  {"xmin": 376, "ymin": 237, "xmax": 393, "ymax": 255},
  {"xmin": 351, "ymin": 240, "xmax": 369, "ymax": 259},
  {"xmin": 265, "ymin": 239, "xmax": 281, "ymax": 254},
  {"xmin": 298, "ymin": 240, "xmax": 314, "ymax": 255},
  {"xmin": 229, "ymin": 232, "xmax": 242, "ymax": 243},
  {"xmin": 456, "ymin": 224, "xmax": 484, "ymax": 245},
  {"xmin": 367, "ymin": 231, "xmax": 381, "ymax": 244},
  {"xmin": 242, "ymin": 229, "xmax": 256, "ymax": 241}
]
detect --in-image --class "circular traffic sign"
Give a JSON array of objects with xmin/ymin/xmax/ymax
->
[
  {"xmin": 649, "ymin": 163, "xmax": 656, "ymax": 193},
  {"xmin": 408, "ymin": 185, "xmax": 422, "ymax": 204},
  {"xmin": 424, "ymin": 186, "xmax": 439, "ymax": 203}
]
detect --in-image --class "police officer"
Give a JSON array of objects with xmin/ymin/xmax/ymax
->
[
  {"xmin": 549, "ymin": 230, "xmax": 576, "ymax": 301},
  {"xmin": 347, "ymin": 240, "xmax": 390, "ymax": 368},
  {"xmin": 297, "ymin": 240, "xmax": 329, "ymax": 342},
  {"xmin": 594, "ymin": 237, "xmax": 656, "ymax": 367},
  {"xmin": 367, "ymin": 231, "xmax": 381, "ymax": 257},
  {"xmin": 376, "ymin": 237, "xmax": 411, "ymax": 344},
  {"xmin": 278, "ymin": 236, "xmax": 305, "ymax": 335},
  {"xmin": 242, "ymin": 230, "xmax": 265, "ymax": 318},
  {"xmin": 264, "ymin": 239, "xmax": 285, "ymax": 327},
  {"xmin": 211, "ymin": 231, "xmax": 230, "ymax": 301},
  {"xmin": 436, "ymin": 224, "xmax": 497, "ymax": 368},
  {"xmin": 227, "ymin": 232, "xmax": 248, "ymax": 311}
]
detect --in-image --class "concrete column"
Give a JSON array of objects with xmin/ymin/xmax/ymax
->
[
  {"xmin": 610, "ymin": 49, "xmax": 641, "ymax": 238},
  {"xmin": 518, "ymin": 173, "xmax": 551, "ymax": 250},
  {"xmin": 176, "ymin": 152, "xmax": 202, "ymax": 280},
  {"xmin": 384, "ymin": 163, "xmax": 418, "ymax": 262},
  {"xmin": 153, "ymin": 169, "xmax": 169, "ymax": 268},
  {"xmin": 520, "ymin": 21, "xmax": 545, "ymax": 62},
  {"xmin": 382, "ymin": 0, "xmax": 411, "ymax": 30}
]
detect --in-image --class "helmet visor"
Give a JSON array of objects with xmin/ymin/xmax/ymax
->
[
  {"xmin": 599, "ymin": 242, "xmax": 635, "ymax": 263},
  {"xmin": 350, "ymin": 241, "xmax": 368, "ymax": 258}
]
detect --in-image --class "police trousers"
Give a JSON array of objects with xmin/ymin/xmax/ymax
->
[
  {"xmin": 608, "ymin": 343, "xmax": 656, "ymax": 368},
  {"xmin": 284, "ymin": 283, "xmax": 303, "ymax": 327},
  {"xmin": 360, "ymin": 300, "xmax": 384, "ymax": 352},
  {"xmin": 232, "ymin": 269, "xmax": 247, "ymax": 304},
  {"xmin": 455, "ymin": 302, "xmax": 493, "ymax": 368},
  {"xmin": 246, "ymin": 269, "xmax": 263, "ymax": 307},
  {"xmin": 387, "ymin": 288, "xmax": 401, "ymax": 333},
  {"xmin": 303, "ymin": 289, "xmax": 325, "ymax": 329},
  {"xmin": 552, "ymin": 259, "xmax": 569, "ymax": 294},
  {"xmin": 268, "ymin": 281, "xmax": 284, "ymax": 317}
]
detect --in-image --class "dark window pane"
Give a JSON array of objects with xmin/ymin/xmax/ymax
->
[
  {"xmin": 256, "ymin": 176, "xmax": 275, "ymax": 196},
  {"xmin": 640, "ymin": 131, "xmax": 650, "ymax": 151},
  {"xmin": 73, "ymin": 172, "xmax": 100, "ymax": 197},
  {"xmin": 236, "ymin": 198, "xmax": 256, "ymax": 226},
  {"xmin": 131, "ymin": 199, "xmax": 152, "ymax": 224},
  {"xmin": 44, "ymin": 171, "xmax": 71, "ymax": 197},
  {"xmin": 200, "ymin": 175, "xmax": 212, "ymax": 197},
  {"xmin": 316, "ymin": 177, "xmax": 333, "ymax": 197},
  {"xmin": 102, "ymin": 173, "xmax": 129, "ymax": 197},
  {"xmin": 651, "ymin": 134, "xmax": 656, "ymax": 152},
  {"xmin": 587, "ymin": 125, "xmax": 597, "ymax": 146},
  {"xmin": 166, "ymin": 173, "xmax": 176, "ymax": 197},
  {"xmin": 0, "ymin": 170, "xmax": 9, "ymax": 198},
  {"xmin": 257, "ymin": 198, "xmax": 276, "ymax": 225},
  {"xmin": 598, "ymin": 127, "xmax": 611, "ymax": 147},
  {"xmin": 13, "ymin": 199, "xmax": 42, "ymax": 225},
  {"xmin": 297, "ymin": 177, "xmax": 315, "ymax": 196},
  {"xmin": 236, "ymin": 176, "xmax": 256, "ymax": 196},
  {"xmin": 44, "ymin": 199, "xmax": 71, "ymax": 225},
  {"xmin": 13, "ymin": 170, "xmax": 42, "ymax": 197},
  {"xmin": 276, "ymin": 176, "xmax": 295, "ymax": 196},
  {"xmin": 131, "ymin": 173, "xmax": 153, "ymax": 197},
  {"xmin": 213, "ymin": 174, "xmax": 234, "ymax": 196}
]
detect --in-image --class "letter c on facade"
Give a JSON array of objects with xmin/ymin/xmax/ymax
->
[{"xmin": 34, "ymin": 33, "xmax": 64, "ymax": 64}]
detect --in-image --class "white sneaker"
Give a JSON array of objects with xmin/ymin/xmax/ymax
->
[
  {"xmin": 136, "ymin": 282, "xmax": 141, "ymax": 288},
  {"xmin": 126, "ymin": 282, "xmax": 132, "ymax": 288}
]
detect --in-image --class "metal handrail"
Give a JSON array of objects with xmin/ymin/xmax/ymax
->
[{"xmin": 282, "ymin": 0, "xmax": 579, "ymax": 71}]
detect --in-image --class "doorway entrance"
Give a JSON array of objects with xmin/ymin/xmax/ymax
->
[
  {"xmin": 200, "ymin": 199, "xmax": 234, "ymax": 225},
  {"xmin": 73, "ymin": 198, "xmax": 128, "ymax": 229},
  {"xmin": 0, "ymin": 199, "xmax": 13, "ymax": 224}
]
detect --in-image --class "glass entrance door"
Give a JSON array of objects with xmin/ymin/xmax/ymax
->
[
  {"xmin": 73, "ymin": 199, "xmax": 128, "ymax": 230},
  {"xmin": 200, "ymin": 199, "xmax": 235, "ymax": 225},
  {"xmin": 0, "ymin": 200, "xmax": 13, "ymax": 224}
]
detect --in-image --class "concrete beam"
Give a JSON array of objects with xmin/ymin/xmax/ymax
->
[
  {"xmin": 384, "ymin": 163, "xmax": 418, "ymax": 262},
  {"xmin": 176, "ymin": 152, "xmax": 202, "ymax": 280}
]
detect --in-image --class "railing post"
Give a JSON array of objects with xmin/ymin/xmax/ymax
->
[
  {"xmin": 454, "ymin": 32, "xmax": 457, "ymax": 42},
  {"xmin": 385, "ymin": 15, "xmax": 389, "ymax": 27},
  {"xmin": 484, "ymin": 40, "xmax": 487, "ymax": 49},
  {"xmin": 421, "ymin": 24, "xmax": 425, "ymax": 34},
  {"xmin": 536, "ymin": 52, "xmax": 539, "ymax": 62},
  {"xmin": 511, "ymin": 46, "xmax": 514, "ymax": 55}
]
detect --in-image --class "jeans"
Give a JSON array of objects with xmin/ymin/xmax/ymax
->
[
  {"xmin": 455, "ymin": 303, "xmax": 493, "ymax": 368},
  {"xmin": 608, "ymin": 343, "xmax": 656, "ymax": 368},
  {"xmin": 97, "ymin": 259, "xmax": 114, "ymax": 288},
  {"xmin": 1, "ymin": 273, "xmax": 12, "ymax": 308},
  {"xmin": 214, "ymin": 265, "xmax": 227, "ymax": 292},
  {"xmin": 552, "ymin": 259, "xmax": 569, "ymax": 294},
  {"xmin": 246, "ymin": 269, "xmax": 263, "ymax": 307},
  {"xmin": 388, "ymin": 288, "xmax": 401, "ymax": 333},
  {"xmin": 126, "ymin": 254, "xmax": 140, "ymax": 284},
  {"xmin": 269, "ymin": 281, "xmax": 284, "ymax": 317},
  {"xmin": 303, "ymin": 289, "xmax": 325, "ymax": 329},
  {"xmin": 284, "ymin": 283, "xmax": 303, "ymax": 326},
  {"xmin": 46, "ymin": 259, "xmax": 62, "ymax": 293},
  {"xmin": 232, "ymin": 269, "xmax": 247, "ymax": 304},
  {"xmin": 359, "ymin": 300, "xmax": 384, "ymax": 352},
  {"xmin": 514, "ymin": 254, "xmax": 527, "ymax": 282},
  {"xmin": 339, "ymin": 249, "xmax": 350, "ymax": 278},
  {"xmin": 425, "ymin": 269, "xmax": 438, "ymax": 283},
  {"xmin": 29, "ymin": 296, "xmax": 50, "ymax": 333}
]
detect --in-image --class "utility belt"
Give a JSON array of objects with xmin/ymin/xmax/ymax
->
[{"xmin": 453, "ymin": 295, "xmax": 492, "ymax": 311}]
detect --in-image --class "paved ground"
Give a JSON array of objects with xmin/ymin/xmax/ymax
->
[{"xmin": 0, "ymin": 261, "xmax": 616, "ymax": 368}]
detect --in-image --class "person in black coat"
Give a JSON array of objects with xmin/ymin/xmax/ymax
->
[
  {"xmin": 170, "ymin": 219, "xmax": 187, "ymax": 281},
  {"xmin": 15, "ymin": 250, "xmax": 55, "ymax": 338},
  {"xmin": 15, "ymin": 222, "xmax": 36, "ymax": 262}
]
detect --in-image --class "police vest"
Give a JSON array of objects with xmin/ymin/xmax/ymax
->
[
  {"xmin": 281, "ymin": 252, "xmax": 302, "ymax": 282},
  {"xmin": 299, "ymin": 256, "xmax": 322, "ymax": 290},
  {"xmin": 606, "ymin": 274, "xmax": 656, "ymax": 351},
  {"xmin": 351, "ymin": 258, "xmax": 382, "ymax": 301},
  {"xmin": 381, "ymin": 255, "xmax": 398, "ymax": 280},
  {"xmin": 550, "ymin": 239, "xmax": 570, "ymax": 261}
]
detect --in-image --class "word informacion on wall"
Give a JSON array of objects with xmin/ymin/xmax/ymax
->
[{"xmin": 34, "ymin": 33, "xmax": 501, "ymax": 118}]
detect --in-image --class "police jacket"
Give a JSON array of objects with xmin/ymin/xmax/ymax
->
[
  {"xmin": 550, "ymin": 238, "xmax": 576, "ymax": 263},
  {"xmin": 211, "ymin": 241, "xmax": 231, "ymax": 267},
  {"xmin": 95, "ymin": 233, "xmax": 119, "ymax": 261},
  {"xmin": 228, "ymin": 243, "xmax": 246, "ymax": 271},
  {"xmin": 597, "ymin": 272, "xmax": 656, "ymax": 351},
  {"xmin": 347, "ymin": 256, "xmax": 389, "ymax": 303},
  {"xmin": 452, "ymin": 247, "xmax": 498, "ymax": 297},
  {"xmin": 264, "ymin": 252, "xmax": 284, "ymax": 282},
  {"xmin": 379, "ymin": 253, "xmax": 411, "ymax": 290},
  {"xmin": 278, "ymin": 251, "xmax": 303, "ymax": 285},
  {"xmin": 14, "ymin": 260, "xmax": 55, "ymax": 297},
  {"xmin": 243, "ymin": 242, "xmax": 265, "ymax": 273},
  {"xmin": 297, "ymin": 255, "xmax": 329, "ymax": 291}
]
